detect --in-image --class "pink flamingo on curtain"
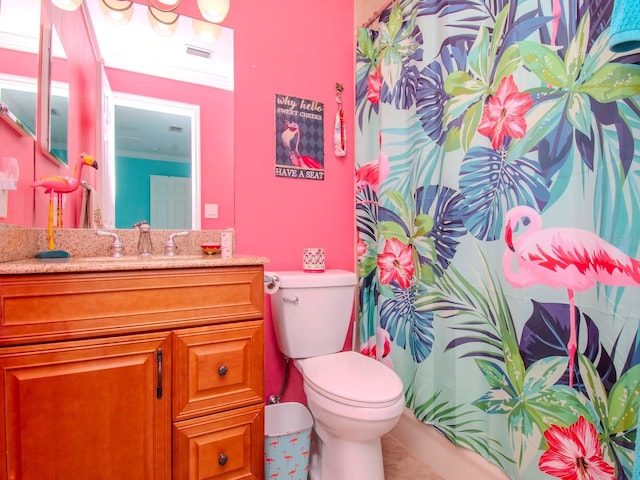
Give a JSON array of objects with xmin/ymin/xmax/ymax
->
[
  {"xmin": 502, "ymin": 205, "xmax": 640, "ymax": 387},
  {"xmin": 355, "ymin": 133, "xmax": 390, "ymax": 195}
]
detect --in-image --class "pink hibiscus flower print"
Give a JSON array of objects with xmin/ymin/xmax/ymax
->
[
  {"xmin": 367, "ymin": 66, "xmax": 382, "ymax": 104},
  {"xmin": 357, "ymin": 234, "xmax": 368, "ymax": 258},
  {"xmin": 477, "ymin": 75, "xmax": 533, "ymax": 150},
  {"xmin": 538, "ymin": 416, "xmax": 615, "ymax": 480},
  {"xmin": 378, "ymin": 238, "xmax": 414, "ymax": 289}
]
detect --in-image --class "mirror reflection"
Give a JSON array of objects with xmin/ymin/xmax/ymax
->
[
  {"xmin": 0, "ymin": 0, "xmax": 40, "ymax": 138},
  {"xmin": 0, "ymin": 0, "xmax": 234, "ymax": 231},
  {"xmin": 111, "ymin": 93, "xmax": 197, "ymax": 230},
  {"xmin": 39, "ymin": 24, "xmax": 70, "ymax": 165}
]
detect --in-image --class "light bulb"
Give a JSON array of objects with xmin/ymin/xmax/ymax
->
[
  {"xmin": 147, "ymin": 7, "xmax": 179, "ymax": 36},
  {"xmin": 192, "ymin": 18, "xmax": 221, "ymax": 44},
  {"xmin": 197, "ymin": 0, "xmax": 230, "ymax": 23},
  {"xmin": 149, "ymin": 0, "xmax": 180, "ymax": 12},
  {"xmin": 100, "ymin": 0, "xmax": 134, "ymax": 25},
  {"xmin": 52, "ymin": 0, "xmax": 83, "ymax": 11}
]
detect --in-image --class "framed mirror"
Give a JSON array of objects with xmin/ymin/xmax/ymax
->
[
  {"xmin": 38, "ymin": 22, "xmax": 69, "ymax": 165},
  {"xmin": 0, "ymin": 0, "xmax": 41, "ymax": 139},
  {"xmin": 1, "ymin": 0, "xmax": 235, "ymax": 230}
]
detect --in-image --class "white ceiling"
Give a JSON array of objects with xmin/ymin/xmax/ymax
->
[{"xmin": 85, "ymin": 0, "xmax": 234, "ymax": 91}]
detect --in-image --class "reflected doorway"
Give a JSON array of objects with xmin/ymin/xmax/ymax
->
[{"xmin": 109, "ymin": 92, "xmax": 201, "ymax": 229}]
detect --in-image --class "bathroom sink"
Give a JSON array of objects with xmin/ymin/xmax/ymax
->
[{"xmin": 73, "ymin": 255, "xmax": 205, "ymax": 263}]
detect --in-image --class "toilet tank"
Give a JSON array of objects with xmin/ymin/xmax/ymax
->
[{"xmin": 270, "ymin": 269, "xmax": 357, "ymax": 359}]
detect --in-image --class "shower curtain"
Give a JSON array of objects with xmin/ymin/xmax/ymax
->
[{"xmin": 355, "ymin": 1, "xmax": 640, "ymax": 479}]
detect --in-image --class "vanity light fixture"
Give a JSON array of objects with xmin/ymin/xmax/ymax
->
[
  {"xmin": 52, "ymin": 0, "xmax": 83, "ymax": 11},
  {"xmin": 100, "ymin": 0, "xmax": 134, "ymax": 25},
  {"xmin": 197, "ymin": 0, "xmax": 230, "ymax": 23},
  {"xmin": 192, "ymin": 18, "xmax": 221, "ymax": 44},
  {"xmin": 149, "ymin": 0, "xmax": 180, "ymax": 12},
  {"xmin": 147, "ymin": 6, "xmax": 179, "ymax": 36}
]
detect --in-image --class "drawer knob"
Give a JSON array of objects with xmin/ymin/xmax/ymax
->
[
  {"xmin": 218, "ymin": 365, "xmax": 228, "ymax": 376},
  {"xmin": 218, "ymin": 453, "xmax": 228, "ymax": 466}
]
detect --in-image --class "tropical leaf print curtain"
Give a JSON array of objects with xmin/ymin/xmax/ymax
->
[{"xmin": 355, "ymin": 1, "xmax": 640, "ymax": 479}]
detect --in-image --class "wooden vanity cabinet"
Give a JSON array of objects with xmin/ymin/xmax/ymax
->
[{"xmin": 0, "ymin": 265, "xmax": 265, "ymax": 480}]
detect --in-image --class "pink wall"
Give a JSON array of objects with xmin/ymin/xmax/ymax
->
[{"xmin": 229, "ymin": 1, "xmax": 357, "ymax": 403}]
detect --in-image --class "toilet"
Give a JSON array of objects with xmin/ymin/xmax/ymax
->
[{"xmin": 269, "ymin": 269, "xmax": 405, "ymax": 480}]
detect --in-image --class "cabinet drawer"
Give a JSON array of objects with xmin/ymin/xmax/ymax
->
[
  {"xmin": 173, "ymin": 321, "xmax": 264, "ymax": 421},
  {"xmin": 173, "ymin": 404, "xmax": 263, "ymax": 480},
  {"xmin": 0, "ymin": 266, "xmax": 264, "ymax": 346}
]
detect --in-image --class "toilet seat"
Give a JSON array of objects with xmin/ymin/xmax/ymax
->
[{"xmin": 298, "ymin": 351, "xmax": 403, "ymax": 408}]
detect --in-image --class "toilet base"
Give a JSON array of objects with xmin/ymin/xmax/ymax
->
[{"xmin": 308, "ymin": 422, "xmax": 385, "ymax": 480}]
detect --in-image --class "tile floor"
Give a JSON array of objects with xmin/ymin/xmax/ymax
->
[{"xmin": 382, "ymin": 434, "xmax": 444, "ymax": 480}]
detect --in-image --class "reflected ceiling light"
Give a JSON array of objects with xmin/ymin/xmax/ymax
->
[
  {"xmin": 147, "ymin": 6, "xmax": 179, "ymax": 36},
  {"xmin": 192, "ymin": 18, "xmax": 221, "ymax": 44},
  {"xmin": 100, "ymin": 0, "xmax": 134, "ymax": 25},
  {"xmin": 197, "ymin": 0, "xmax": 230, "ymax": 23},
  {"xmin": 149, "ymin": 0, "xmax": 180, "ymax": 12},
  {"xmin": 52, "ymin": 0, "xmax": 83, "ymax": 11}
]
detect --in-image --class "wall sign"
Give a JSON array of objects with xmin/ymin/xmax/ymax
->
[{"xmin": 275, "ymin": 93, "xmax": 324, "ymax": 180}]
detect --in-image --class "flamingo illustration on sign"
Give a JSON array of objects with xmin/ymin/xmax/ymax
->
[
  {"xmin": 502, "ymin": 205, "xmax": 640, "ymax": 387},
  {"xmin": 280, "ymin": 121, "xmax": 322, "ymax": 169}
]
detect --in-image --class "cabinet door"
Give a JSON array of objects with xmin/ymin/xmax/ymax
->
[{"xmin": 0, "ymin": 333, "xmax": 171, "ymax": 480}]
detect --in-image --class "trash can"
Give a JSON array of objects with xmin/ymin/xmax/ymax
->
[{"xmin": 264, "ymin": 402, "xmax": 313, "ymax": 480}]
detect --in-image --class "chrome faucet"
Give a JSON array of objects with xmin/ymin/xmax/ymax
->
[
  {"xmin": 135, "ymin": 221, "xmax": 153, "ymax": 256},
  {"xmin": 165, "ymin": 231, "xmax": 189, "ymax": 256},
  {"xmin": 96, "ymin": 230, "xmax": 124, "ymax": 257}
]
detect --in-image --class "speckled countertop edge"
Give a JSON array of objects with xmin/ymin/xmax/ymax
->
[{"xmin": 0, "ymin": 254, "xmax": 270, "ymax": 275}]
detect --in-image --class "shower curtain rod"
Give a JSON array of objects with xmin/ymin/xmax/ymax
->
[{"xmin": 361, "ymin": 0, "xmax": 397, "ymax": 28}]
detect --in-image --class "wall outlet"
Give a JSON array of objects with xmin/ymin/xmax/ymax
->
[{"xmin": 204, "ymin": 203, "xmax": 218, "ymax": 219}]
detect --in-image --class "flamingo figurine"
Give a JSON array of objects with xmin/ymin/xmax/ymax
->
[
  {"xmin": 32, "ymin": 153, "xmax": 98, "ymax": 251},
  {"xmin": 502, "ymin": 205, "xmax": 640, "ymax": 387},
  {"xmin": 280, "ymin": 121, "xmax": 322, "ymax": 169}
]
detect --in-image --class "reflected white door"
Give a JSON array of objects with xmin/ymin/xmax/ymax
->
[
  {"xmin": 98, "ymin": 64, "xmax": 115, "ymax": 228},
  {"xmin": 150, "ymin": 175, "xmax": 191, "ymax": 229}
]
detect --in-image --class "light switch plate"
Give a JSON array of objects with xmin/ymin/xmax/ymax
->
[
  {"xmin": 204, "ymin": 203, "xmax": 218, "ymax": 219},
  {"xmin": 0, "ymin": 189, "xmax": 7, "ymax": 219}
]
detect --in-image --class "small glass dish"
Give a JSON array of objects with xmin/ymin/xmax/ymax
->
[{"xmin": 201, "ymin": 242, "xmax": 222, "ymax": 255}]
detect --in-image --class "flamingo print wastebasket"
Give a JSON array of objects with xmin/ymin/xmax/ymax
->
[{"xmin": 265, "ymin": 402, "xmax": 313, "ymax": 480}]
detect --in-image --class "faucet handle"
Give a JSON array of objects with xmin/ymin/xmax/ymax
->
[
  {"xmin": 165, "ymin": 231, "xmax": 189, "ymax": 256},
  {"xmin": 96, "ymin": 230, "xmax": 124, "ymax": 257}
]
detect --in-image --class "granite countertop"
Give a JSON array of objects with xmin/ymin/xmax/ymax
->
[{"xmin": 0, "ymin": 254, "xmax": 270, "ymax": 275}]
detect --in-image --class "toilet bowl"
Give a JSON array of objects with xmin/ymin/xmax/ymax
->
[
  {"xmin": 296, "ymin": 351, "xmax": 404, "ymax": 480},
  {"xmin": 267, "ymin": 270, "xmax": 405, "ymax": 480}
]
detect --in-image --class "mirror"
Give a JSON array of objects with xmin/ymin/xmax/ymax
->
[
  {"xmin": 38, "ymin": 22, "xmax": 69, "ymax": 165},
  {"xmin": 0, "ymin": 0, "xmax": 234, "ymax": 230},
  {"xmin": 110, "ymin": 92, "xmax": 199, "ymax": 229},
  {"xmin": 0, "ymin": 0, "xmax": 40, "ymax": 138}
]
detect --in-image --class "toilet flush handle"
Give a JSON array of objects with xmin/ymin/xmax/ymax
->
[{"xmin": 282, "ymin": 296, "xmax": 299, "ymax": 305}]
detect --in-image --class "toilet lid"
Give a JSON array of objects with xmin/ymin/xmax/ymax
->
[{"xmin": 301, "ymin": 351, "xmax": 404, "ymax": 407}]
